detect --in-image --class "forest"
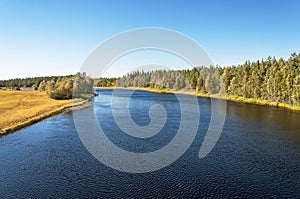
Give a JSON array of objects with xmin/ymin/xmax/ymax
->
[
  {"xmin": 0, "ymin": 75, "xmax": 73, "ymax": 89},
  {"xmin": 95, "ymin": 53, "xmax": 300, "ymax": 106},
  {"xmin": 0, "ymin": 73, "xmax": 94, "ymax": 100},
  {"xmin": 1, "ymin": 53, "xmax": 299, "ymax": 105}
]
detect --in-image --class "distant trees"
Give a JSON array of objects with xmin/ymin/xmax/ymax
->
[
  {"xmin": 222, "ymin": 53, "xmax": 299, "ymax": 105},
  {"xmin": 1, "ymin": 53, "xmax": 299, "ymax": 105},
  {"xmin": 45, "ymin": 77, "xmax": 74, "ymax": 100},
  {"xmin": 38, "ymin": 80, "xmax": 47, "ymax": 91},
  {"xmin": 94, "ymin": 77, "xmax": 118, "ymax": 87},
  {"xmin": 0, "ymin": 75, "xmax": 73, "ymax": 89},
  {"xmin": 112, "ymin": 67, "xmax": 225, "ymax": 94},
  {"xmin": 0, "ymin": 73, "xmax": 94, "ymax": 100},
  {"xmin": 96, "ymin": 53, "xmax": 300, "ymax": 106},
  {"xmin": 44, "ymin": 72, "xmax": 94, "ymax": 100},
  {"xmin": 73, "ymin": 72, "xmax": 94, "ymax": 97}
]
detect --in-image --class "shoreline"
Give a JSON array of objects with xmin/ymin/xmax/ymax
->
[
  {"xmin": 0, "ymin": 99, "xmax": 92, "ymax": 136},
  {"xmin": 1, "ymin": 86, "xmax": 298, "ymax": 136},
  {"xmin": 94, "ymin": 87, "xmax": 300, "ymax": 112}
]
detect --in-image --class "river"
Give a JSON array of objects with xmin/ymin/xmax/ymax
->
[{"xmin": 0, "ymin": 89, "xmax": 299, "ymax": 198}]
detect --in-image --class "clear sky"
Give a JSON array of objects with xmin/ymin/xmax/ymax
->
[{"xmin": 0, "ymin": 0, "xmax": 300, "ymax": 79}]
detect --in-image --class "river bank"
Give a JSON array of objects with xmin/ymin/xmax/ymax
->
[
  {"xmin": 0, "ymin": 90, "xmax": 92, "ymax": 135},
  {"xmin": 94, "ymin": 87, "xmax": 300, "ymax": 112}
]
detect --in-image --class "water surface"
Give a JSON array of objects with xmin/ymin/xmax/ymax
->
[{"xmin": 0, "ymin": 90, "xmax": 299, "ymax": 198}]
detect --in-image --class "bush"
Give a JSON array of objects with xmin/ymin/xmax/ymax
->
[{"xmin": 42, "ymin": 72, "xmax": 94, "ymax": 100}]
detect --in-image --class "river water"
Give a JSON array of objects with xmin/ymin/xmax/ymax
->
[{"xmin": 0, "ymin": 89, "xmax": 299, "ymax": 198}]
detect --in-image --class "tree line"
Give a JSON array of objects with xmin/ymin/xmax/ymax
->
[
  {"xmin": 95, "ymin": 53, "xmax": 300, "ymax": 105},
  {"xmin": 2, "ymin": 53, "xmax": 299, "ymax": 104},
  {"xmin": 0, "ymin": 75, "xmax": 73, "ymax": 89},
  {"xmin": 0, "ymin": 73, "xmax": 94, "ymax": 100}
]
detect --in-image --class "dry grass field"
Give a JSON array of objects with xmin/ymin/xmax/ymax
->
[{"xmin": 0, "ymin": 90, "xmax": 87, "ymax": 134}]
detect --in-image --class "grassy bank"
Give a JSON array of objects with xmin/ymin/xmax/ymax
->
[
  {"xmin": 95, "ymin": 87, "xmax": 300, "ymax": 112},
  {"xmin": 0, "ymin": 90, "xmax": 90, "ymax": 135}
]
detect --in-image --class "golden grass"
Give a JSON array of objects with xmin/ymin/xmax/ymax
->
[
  {"xmin": 94, "ymin": 87, "xmax": 300, "ymax": 112},
  {"xmin": 0, "ymin": 90, "xmax": 88, "ymax": 134}
]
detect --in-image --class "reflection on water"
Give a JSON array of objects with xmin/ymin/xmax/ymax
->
[
  {"xmin": 0, "ymin": 90, "xmax": 299, "ymax": 198},
  {"xmin": 20, "ymin": 87, "xmax": 34, "ymax": 91}
]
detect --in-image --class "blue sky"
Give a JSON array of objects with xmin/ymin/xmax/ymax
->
[{"xmin": 0, "ymin": 0, "xmax": 300, "ymax": 79}]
